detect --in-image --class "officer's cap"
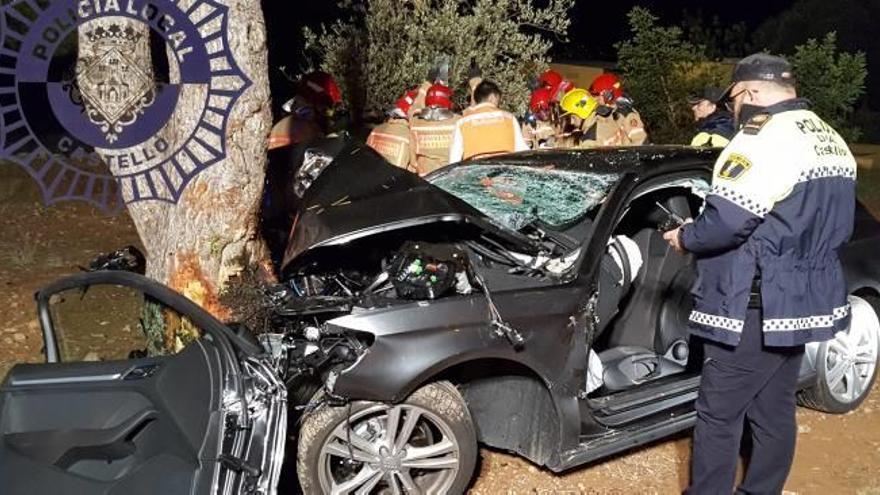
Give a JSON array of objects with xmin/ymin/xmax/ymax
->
[
  {"xmin": 687, "ymin": 87, "xmax": 725, "ymax": 106},
  {"xmin": 721, "ymin": 53, "xmax": 796, "ymax": 101}
]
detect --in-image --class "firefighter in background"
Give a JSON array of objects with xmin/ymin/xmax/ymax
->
[
  {"xmin": 267, "ymin": 71, "xmax": 343, "ymax": 150},
  {"xmin": 556, "ymin": 88, "xmax": 601, "ymax": 148},
  {"xmin": 449, "ymin": 80, "xmax": 529, "ymax": 162},
  {"xmin": 538, "ymin": 69, "xmax": 575, "ymax": 104},
  {"xmin": 523, "ymin": 87, "xmax": 561, "ymax": 149},
  {"xmin": 366, "ymin": 89, "xmax": 417, "ymax": 171},
  {"xmin": 410, "ymin": 83, "xmax": 461, "ymax": 175},
  {"xmin": 589, "ymin": 73, "xmax": 649, "ymax": 146}
]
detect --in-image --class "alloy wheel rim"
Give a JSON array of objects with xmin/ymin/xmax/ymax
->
[
  {"xmin": 318, "ymin": 403, "xmax": 461, "ymax": 494},
  {"xmin": 824, "ymin": 298, "xmax": 880, "ymax": 404}
]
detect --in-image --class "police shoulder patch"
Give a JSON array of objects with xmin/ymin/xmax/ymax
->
[
  {"xmin": 742, "ymin": 113, "xmax": 772, "ymax": 135},
  {"xmin": 718, "ymin": 153, "xmax": 752, "ymax": 181}
]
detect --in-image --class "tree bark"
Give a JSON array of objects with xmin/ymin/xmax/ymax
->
[{"xmin": 77, "ymin": 3, "xmax": 272, "ymax": 319}]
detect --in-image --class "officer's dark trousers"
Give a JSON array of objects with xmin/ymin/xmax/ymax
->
[{"xmin": 687, "ymin": 308, "xmax": 805, "ymax": 495}]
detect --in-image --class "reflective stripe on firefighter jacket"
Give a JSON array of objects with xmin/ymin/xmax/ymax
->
[
  {"xmin": 449, "ymin": 103, "xmax": 529, "ymax": 162},
  {"xmin": 410, "ymin": 115, "xmax": 459, "ymax": 175},
  {"xmin": 680, "ymin": 98, "xmax": 857, "ymax": 347},
  {"xmin": 594, "ymin": 109, "xmax": 648, "ymax": 146},
  {"xmin": 366, "ymin": 119, "xmax": 412, "ymax": 171}
]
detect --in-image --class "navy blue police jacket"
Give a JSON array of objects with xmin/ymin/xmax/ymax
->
[{"xmin": 680, "ymin": 99, "xmax": 857, "ymax": 347}]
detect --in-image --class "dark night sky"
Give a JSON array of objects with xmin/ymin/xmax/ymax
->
[{"xmin": 264, "ymin": 0, "xmax": 798, "ymax": 69}]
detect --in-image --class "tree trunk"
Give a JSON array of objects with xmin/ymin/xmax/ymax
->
[{"xmin": 77, "ymin": 3, "xmax": 272, "ymax": 319}]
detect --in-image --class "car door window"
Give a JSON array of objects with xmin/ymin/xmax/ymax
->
[{"xmin": 47, "ymin": 284, "xmax": 204, "ymax": 362}]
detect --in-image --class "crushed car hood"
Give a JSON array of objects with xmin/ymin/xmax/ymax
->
[{"xmin": 281, "ymin": 141, "xmax": 500, "ymax": 271}]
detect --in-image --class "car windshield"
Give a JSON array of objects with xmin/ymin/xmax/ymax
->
[{"xmin": 430, "ymin": 165, "xmax": 621, "ymax": 231}]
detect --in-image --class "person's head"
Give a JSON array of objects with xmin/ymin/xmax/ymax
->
[
  {"xmin": 425, "ymin": 83, "xmax": 454, "ymax": 110},
  {"xmin": 474, "ymin": 80, "xmax": 502, "ymax": 106},
  {"xmin": 560, "ymin": 88, "xmax": 598, "ymax": 126},
  {"xmin": 530, "ymin": 87, "xmax": 553, "ymax": 121},
  {"xmin": 589, "ymin": 73, "xmax": 623, "ymax": 106},
  {"xmin": 687, "ymin": 87, "xmax": 725, "ymax": 121},
  {"xmin": 722, "ymin": 53, "xmax": 797, "ymax": 124},
  {"xmin": 389, "ymin": 89, "xmax": 417, "ymax": 120}
]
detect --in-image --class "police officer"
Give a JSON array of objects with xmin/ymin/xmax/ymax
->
[
  {"xmin": 688, "ymin": 87, "xmax": 736, "ymax": 147},
  {"xmin": 663, "ymin": 53, "xmax": 857, "ymax": 494}
]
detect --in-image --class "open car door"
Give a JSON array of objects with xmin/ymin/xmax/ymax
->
[{"xmin": 0, "ymin": 271, "xmax": 286, "ymax": 495}]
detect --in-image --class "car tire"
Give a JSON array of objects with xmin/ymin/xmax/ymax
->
[
  {"xmin": 798, "ymin": 295, "xmax": 880, "ymax": 414},
  {"xmin": 297, "ymin": 381, "xmax": 478, "ymax": 494}
]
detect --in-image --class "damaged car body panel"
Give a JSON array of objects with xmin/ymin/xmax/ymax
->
[
  {"xmin": 6, "ymin": 143, "xmax": 878, "ymax": 493},
  {"xmin": 275, "ymin": 144, "xmax": 727, "ymax": 469}
]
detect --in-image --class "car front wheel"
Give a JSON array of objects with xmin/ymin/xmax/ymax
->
[
  {"xmin": 297, "ymin": 381, "xmax": 477, "ymax": 494},
  {"xmin": 799, "ymin": 295, "xmax": 880, "ymax": 413}
]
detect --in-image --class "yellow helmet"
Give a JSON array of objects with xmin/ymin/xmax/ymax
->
[{"xmin": 560, "ymin": 88, "xmax": 598, "ymax": 120}]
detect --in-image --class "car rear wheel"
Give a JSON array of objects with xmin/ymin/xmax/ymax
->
[
  {"xmin": 297, "ymin": 381, "xmax": 477, "ymax": 494},
  {"xmin": 799, "ymin": 295, "xmax": 880, "ymax": 413}
]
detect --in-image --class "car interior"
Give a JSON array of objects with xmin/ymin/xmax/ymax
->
[
  {"xmin": 590, "ymin": 176, "xmax": 710, "ymax": 396},
  {"xmin": 0, "ymin": 284, "xmax": 226, "ymax": 494}
]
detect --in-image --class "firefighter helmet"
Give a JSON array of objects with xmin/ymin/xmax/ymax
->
[
  {"xmin": 589, "ymin": 73, "xmax": 623, "ymax": 104},
  {"xmin": 425, "ymin": 83, "xmax": 454, "ymax": 109},
  {"xmin": 560, "ymin": 88, "xmax": 599, "ymax": 120}
]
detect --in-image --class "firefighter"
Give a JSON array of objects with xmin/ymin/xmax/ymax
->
[
  {"xmin": 556, "ymin": 88, "xmax": 600, "ymax": 148},
  {"xmin": 688, "ymin": 87, "xmax": 736, "ymax": 147},
  {"xmin": 366, "ymin": 89, "xmax": 417, "ymax": 171},
  {"xmin": 538, "ymin": 68, "xmax": 574, "ymax": 103},
  {"xmin": 449, "ymin": 80, "xmax": 529, "ymax": 162},
  {"xmin": 523, "ymin": 87, "xmax": 561, "ymax": 149},
  {"xmin": 410, "ymin": 83, "xmax": 461, "ymax": 175},
  {"xmin": 663, "ymin": 53, "xmax": 857, "ymax": 494},
  {"xmin": 589, "ymin": 73, "xmax": 648, "ymax": 146}
]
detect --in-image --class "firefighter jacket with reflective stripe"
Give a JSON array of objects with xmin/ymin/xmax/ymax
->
[
  {"xmin": 592, "ymin": 109, "xmax": 648, "ymax": 147},
  {"xmin": 680, "ymin": 99, "xmax": 857, "ymax": 347},
  {"xmin": 366, "ymin": 119, "xmax": 413, "ymax": 171},
  {"xmin": 449, "ymin": 103, "xmax": 529, "ymax": 162},
  {"xmin": 410, "ymin": 113, "xmax": 459, "ymax": 175},
  {"xmin": 691, "ymin": 110, "xmax": 736, "ymax": 147}
]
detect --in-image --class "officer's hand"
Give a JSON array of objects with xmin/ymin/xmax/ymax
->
[{"xmin": 663, "ymin": 219, "xmax": 693, "ymax": 254}]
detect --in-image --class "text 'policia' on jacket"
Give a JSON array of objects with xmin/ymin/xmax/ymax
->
[{"xmin": 680, "ymin": 98, "xmax": 857, "ymax": 347}]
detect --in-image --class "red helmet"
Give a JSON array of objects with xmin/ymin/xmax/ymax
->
[
  {"xmin": 538, "ymin": 69, "xmax": 574, "ymax": 102},
  {"xmin": 538, "ymin": 70, "xmax": 563, "ymax": 92},
  {"xmin": 425, "ymin": 83, "xmax": 454, "ymax": 109},
  {"xmin": 300, "ymin": 71, "xmax": 342, "ymax": 107},
  {"xmin": 392, "ymin": 89, "xmax": 418, "ymax": 117},
  {"xmin": 589, "ymin": 73, "xmax": 623, "ymax": 103},
  {"xmin": 529, "ymin": 87, "xmax": 552, "ymax": 114}
]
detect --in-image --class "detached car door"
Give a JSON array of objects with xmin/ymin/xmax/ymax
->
[{"xmin": 0, "ymin": 271, "xmax": 286, "ymax": 495}]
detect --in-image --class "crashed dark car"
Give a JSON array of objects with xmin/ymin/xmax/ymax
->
[{"xmin": 2, "ymin": 143, "xmax": 879, "ymax": 495}]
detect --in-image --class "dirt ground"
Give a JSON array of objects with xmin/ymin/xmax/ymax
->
[{"xmin": 2, "ymin": 161, "xmax": 880, "ymax": 494}]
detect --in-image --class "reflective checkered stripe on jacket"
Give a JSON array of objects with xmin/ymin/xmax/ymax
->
[{"xmin": 681, "ymin": 104, "xmax": 857, "ymax": 347}]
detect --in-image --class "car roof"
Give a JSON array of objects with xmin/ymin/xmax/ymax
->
[{"xmin": 456, "ymin": 145, "xmax": 721, "ymax": 176}]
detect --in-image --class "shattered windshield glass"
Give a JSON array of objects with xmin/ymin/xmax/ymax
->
[{"xmin": 430, "ymin": 165, "xmax": 621, "ymax": 231}]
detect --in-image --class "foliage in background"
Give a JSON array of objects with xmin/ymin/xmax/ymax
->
[
  {"xmin": 790, "ymin": 33, "xmax": 867, "ymax": 142},
  {"xmin": 680, "ymin": 10, "xmax": 750, "ymax": 61},
  {"xmin": 303, "ymin": 0, "xmax": 575, "ymax": 116},
  {"xmin": 615, "ymin": 7, "xmax": 729, "ymax": 144},
  {"xmin": 617, "ymin": 7, "xmax": 869, "ymax": 144}
]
